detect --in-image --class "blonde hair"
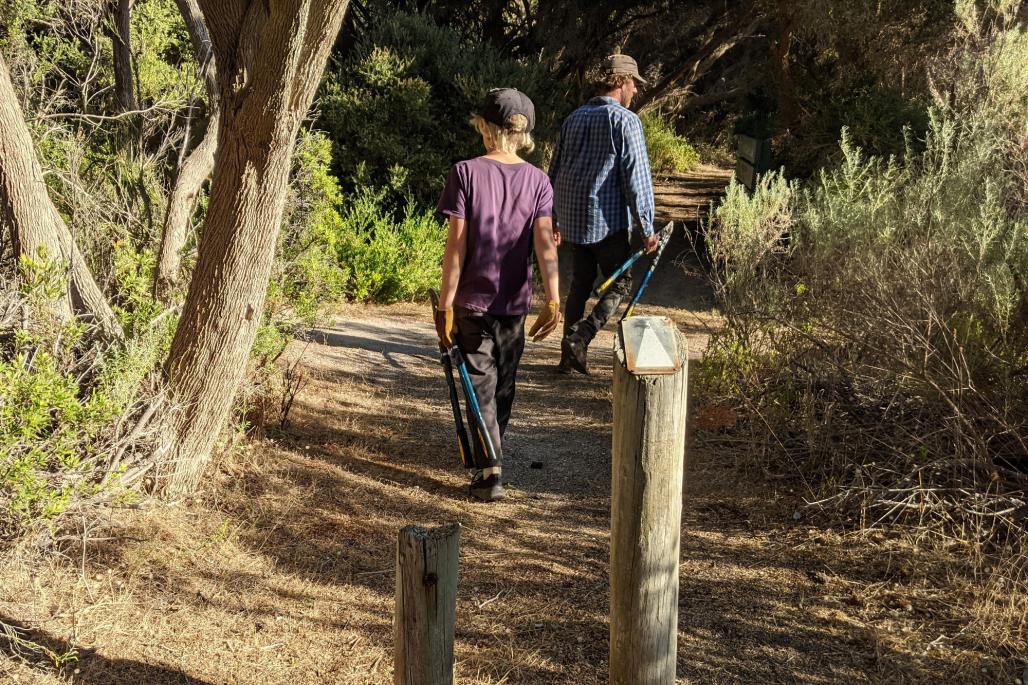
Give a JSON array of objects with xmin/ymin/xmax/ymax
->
[{"xmin": 470, "ymin": 113, "xmax": 535, "ymax": 155}]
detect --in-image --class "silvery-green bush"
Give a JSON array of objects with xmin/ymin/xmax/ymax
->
[{"xmin": 702, "ymin": 13, "xmax": 1027, "ymax": 540}]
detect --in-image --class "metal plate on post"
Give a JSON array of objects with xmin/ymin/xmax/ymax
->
[
  {"xmin": 736, "ymin": 134, "xmax": 761, "ymax": 164},
  {"xmin": 735, "ymin": 158, "xmax": 756, "ymax": 190},
  {"xmin": 736, "ymin": 134, "xmax": 771, "ymax": 168},
  {"xmin": 619, "ymin": 316, "xmax": 682, "ymax": 375}
]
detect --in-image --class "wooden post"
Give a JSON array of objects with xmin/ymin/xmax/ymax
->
[
  {"xmin": 610, "ymin": 319, "xmax": 688, "ymax": 685},
  {"xmin": 394, "ymin": 523, "xmax": 460, "ymax": 685}
]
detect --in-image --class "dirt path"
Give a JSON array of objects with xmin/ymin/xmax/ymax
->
[{"xmin": 1, "ymin": 170, "xmax": 1011, "ymax": 683}]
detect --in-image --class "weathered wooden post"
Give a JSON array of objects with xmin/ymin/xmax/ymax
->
[
  {"xmin": 394, "ymin": 523, "xmax": 460, "ymax": 685},
  {"xmin": 610, "ymin": 316, "xmax": 688, "ymax": 685}
]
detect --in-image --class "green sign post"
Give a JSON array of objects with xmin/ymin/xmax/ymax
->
[{"xmin": 735, "ymin": 134, "xmax": 771, "ymax": 191}]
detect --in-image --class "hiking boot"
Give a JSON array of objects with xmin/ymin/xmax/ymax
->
[
  {"xmin": 469, "ymin": 472, "xmax": 506, "ymax": 502},
  {"xmin": 562, "ymin": 335, "xmax": 590, "ymax": 375},
  {"xmin": 556, "ymin": 350, "xmax": 574, "ymax": 374}
]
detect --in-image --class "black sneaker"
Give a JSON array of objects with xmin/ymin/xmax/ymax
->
[
  {"xmin": 469, "ymin": 472, "xmax": 506, "ymax": 502},
  {"xmin": 563, "ymin": 335, "xmax": 590, "ymax": 375}
]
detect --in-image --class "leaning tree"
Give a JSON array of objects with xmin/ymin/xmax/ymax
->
[
  {"xmin": 1, "ymin": 1, "xmax": 351, "ymax": 496},
  {"xmin": 154, "ymin": 0, "xmax": 220, "ymax": 301},
  {"xmin": 0, "ymin": 52, "xmax": 123, "ymax": 343},
  {"xmin": 156, "ymin": 0, "xmax": 351, "ymax": 495}
]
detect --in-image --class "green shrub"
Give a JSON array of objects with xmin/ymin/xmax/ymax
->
[
  {"xmin": 2, "ymin": 250, "xmax": 171, "ymax": 539},
  {"xmin": 707, "ymin": 171, "xmax": 796, "ymax": 310},
  {"xmin": 111, "ymin": 240, "xmax": 167, "ymax": 337},
  {"xmin": 641, "ymin": 112, "xmax": 700, "ymax": 174},
  {"xmin": 318, "ymin": 10, "xmax": 567, "ymax": 205},
  {"xmin": 0, "ymin": 348, "xmax": 106, "ymax": 529},
  {"xmin": 271, "ymin": 129, "xmax": 449, "ymax": 317},
  {"xmin": 270, "ymin": 130, "xmax": 347, "ymax": 328},
  {"xmin": 701, "ymin": 16, "xmax": 1028, "ymax": 545},
  {"xmin": 130, "ymin": 0, "xmax": 198, "ymax": 104},
  {"xmin": 271, "ymin": 129, "xmax": 446, "ymax": 307},
  {"xmin": 336, "ymin": 188, "xmax": 446, "ymax": 303},
  {"xmin": 0, "ymin": 310, "xmax": 164, "ymax": 538},
  {"xmin": 780, "ymin": 84, "xmax": 931, "ymax": 176}
]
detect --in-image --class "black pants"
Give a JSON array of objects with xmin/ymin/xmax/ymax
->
[
  {"xmin": 455, "ymin": 308, "xmax": 526, "ymax": 469},
  {"xmin": 564, "ymin": 231, "xmax": 633, "ymax": 346}
]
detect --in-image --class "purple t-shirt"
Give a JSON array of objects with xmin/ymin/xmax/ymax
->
[{"xmin": 437, "ymin": 157, "xmax": 553, "ymax": 316}]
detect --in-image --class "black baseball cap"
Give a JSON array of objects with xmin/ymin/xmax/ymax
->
[{"xmin": 479, "ymin": 88, "xmax": 536, "ymax": 132}]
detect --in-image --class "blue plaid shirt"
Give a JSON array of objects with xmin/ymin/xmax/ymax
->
[{"xmin": 549, "ymin": 96, "xmax": 655, "ymax": 245}]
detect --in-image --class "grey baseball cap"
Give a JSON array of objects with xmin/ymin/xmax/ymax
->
[
  {"xmin": 599, "ymin": 53, "xmax": 647, "ymax": 84},
  {"xmin": 480, "ymin": 88, "xmax": 536, "ymax": 132}
]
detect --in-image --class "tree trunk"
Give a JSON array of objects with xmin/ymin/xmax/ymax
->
[
  {"xmin": 0, "ymin": 53, "xmax": 123, "ymax": 341},
  {"xmin": 173, "ymin": 0, "xmax": 217, "ymax": 99},
  {"xmin": 154, "ymin": 110, "xmax": 218, "ymax": 299},
  {"xmin": 481, "ymin": 0, "xmax": 507, "ymax": 49},
  {"xmin": 674, "ymin": 85, "xmax": 748, "ymax": 114},
  {"xmin": 156, "ymin": 0, "xmax": 350, "ymax": 496},
  {"xmin": 768, "ymin": 13, "xmax": 800, "ymax": 131},
  {"xmin": 154, "ymin": 0, "xmax": 218, "ymax": 301},
  {"xmin": 112, "ymin": 0, "xmax": 137, "ymax": 112}
]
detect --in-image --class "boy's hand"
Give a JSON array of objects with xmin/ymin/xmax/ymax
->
[
  {"xmin": 434, "ymin": 307, "xmax": 455, "ymax": 348},
  {"xmin": 528, "ymin": 300, "xmax": 562, "ymax": 341}
]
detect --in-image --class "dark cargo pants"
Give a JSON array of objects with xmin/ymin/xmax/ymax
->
[
  {"xmin": 563, "ymin": 231, "xmax": 633, "ymax": 346},
  {"xmin": 454, "ymin": 308, "xmax": 527, "ymax": 469}
]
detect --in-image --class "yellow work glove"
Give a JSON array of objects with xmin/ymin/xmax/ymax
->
[
  {"xmin": 528, "ymin": 299, "xmax": 562, "ymax": 342},
  {"xmin": 434, "ymin": 307, "xmax": 456, "ymax": 348}
]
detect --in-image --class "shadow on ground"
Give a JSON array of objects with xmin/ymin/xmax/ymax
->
[
  {"xmin": 170, "ymin": 306, "xmax": 983, "ymax": 683},
  {"xmin": 0, "ymin": 614, "xmax": 216, "ymax": 684},
  {"xmin": 6, "ymin": 320, "xmax": 994, "ymax": 683}
]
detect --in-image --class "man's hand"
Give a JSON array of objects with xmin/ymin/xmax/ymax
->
[
  {"xmin": 644, "ymin": 233, "xmax": 659, "ymax": 254},
  {"xmin": 552, "ymin": 228, "xmax": 562, "ymax": 247},
  {"xmin": 434, "ymin": 307, "xmax": 456, "ymax": 348},
  {"xmin": 528, "ymin": 300, "xmax": 562, "ymax": 341}
]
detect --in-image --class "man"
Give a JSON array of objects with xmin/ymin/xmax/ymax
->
[{"xmin": 550, "ymin": 53, "xmax": 657, "ymax": 375}]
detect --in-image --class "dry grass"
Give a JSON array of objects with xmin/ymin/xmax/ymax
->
[
  {"xmin": 0, "ymin": 301, "xmax": 1022, "ymax": 684},
  {"xmin": 2, "ymin": 224, "xmax": 1025, "ymax": 683}
]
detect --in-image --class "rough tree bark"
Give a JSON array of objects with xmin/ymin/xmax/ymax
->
[
  {"xmin": 156, "ymin": 0, "xmax": 350, "ymax": 496},
  {"xmin": 173, "ymin": 0, "xmax": 217, "ymax": 98},
  {"xmin": 111, "ymin": 0, "xmax": 137, "ymax": 112},
  {"xmin": 154, "ymin": 0, "xmax": 219, "ymax": 300},
  {"xmin": 0, "ymin": 53, "xmax": 123, "ymax": 342},
  {"xmin": 767, "ymin": 12, "xmax": 800, "ymax": 132},
  {"xmin": 153, "ymin": 111, "xmax": 218, "ymax": 299}
]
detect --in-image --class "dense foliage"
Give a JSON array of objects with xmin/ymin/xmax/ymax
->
[
  {"xmin": 319, "ymin": 9, "xmax": 568, "ymax": 205},
  {"xmin": 641, "ymin": 112, "xmax": 700, "ymax": 175},
  {"xmin": 274, "ymin": 131, "xmax": 445, "ymax": 313},
  {"xmin": 0, "ymin": 2, "xmax": 450, "ymax": 537},
  {"xmin": 382, "ymin": 0, "xmax": 960, "ymax": 175},
  {"xmin": 702, "ymin": 11, "xmax": 1027, "ymax": 546}
]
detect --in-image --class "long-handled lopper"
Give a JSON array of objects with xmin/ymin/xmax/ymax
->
[
  {"xmin": 593, "ymin": 220, "xmax": 674, "ymax": 298},
  {"xmin": 450, "ymin": 345, "xmax": 500, "ymax": 467},
  {"xmin": 620, "ymin": 222, "xmax": 674, "ymax": 320},
  {"xmin": 429, "ymin": 292, "xmax": 500, "ymax": 469},
  {"xmin": 436, "ymin": 335, "xmax": 474, "ymax": 468}
]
